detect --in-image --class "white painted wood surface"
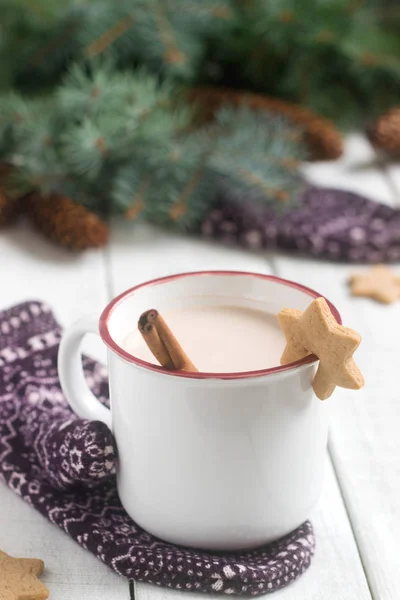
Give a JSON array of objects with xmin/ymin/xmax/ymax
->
[
  {"xmin": 0, "ymin": 484, "xmax": 129, "ymax": 599},
  {"xmin": 274, "ymin": 134, "xmax": 400, "ymax": 600},
  {"xmin": 0, "ymin": 136, "xmax": 399, "ymax": 599}
]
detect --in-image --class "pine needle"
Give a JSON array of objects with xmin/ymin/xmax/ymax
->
[{"xmin": 84, "ymin": 14, "xmax": 135, "ymax": 58}]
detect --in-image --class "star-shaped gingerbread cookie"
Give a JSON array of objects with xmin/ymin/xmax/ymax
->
[
  {"xmin": 0, "ymin": 550, "xmax": 49, "ymax": 600},
  {"xmin": 349, "ymin": 265, "xmax": 400, "ymax": 304},
  {"xmin": 278, "ymin": 297, "xmax": 364, "ymax": 400}
]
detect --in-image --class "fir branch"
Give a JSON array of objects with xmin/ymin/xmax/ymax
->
[
  {"xmin": 29, "ymin": 19, "xmax": 79, "ymax": 68},
  {"xmin": 168, "ymin": 0, "xmax": 232, "ymax": 21},
  {"xmin": 4, "ymin": 155, "xmax": 69, "ymax": 198},
  {"xmin": 203, "ymin": 106, "xmax": 305, "ymax": 210},
  {"xmin": 2, "ymin": 0, "xmax": 400, "ymax": 127},
  {"xmin": 154, "ymin": 2, "xmax": 186, "ymax": 67},
  {"xmin": 1, "ymin": 64, "xmax": 307, "ymax": 231},
  {"xmin": 84, "ymin": 14, "xmax": 135, "ymax": 59},
  {"xmin": 236, "ymin": 168, "xmax": 290, "ymax": 202},
  {"xmin": 3, "ymin": 0, "xmax": 66, "ymax": 21},
  {"xmin": 0, "ymin": 94, "xmax": 49, "ymax": 158},
  {"xmin": 60, "ymin": 116, "xmax": 127, "ymax": 179},
  {"xmin": 168, "ymin": 160, "xmax": 206, "ymax": 221},
  {"xmin": 125, "ymin": 179, "xmax": 149, "ymax": 220},
  {"xmin": 112, "ymin": 161, "xmax": 149, "ymax": 217},
  {"xmin": 215, "ymin": 0, "xmax": 400, "ymax": 127},
  {"xmin": 0, "ymin": 94, "xmax": 34, "ymax": 129}
]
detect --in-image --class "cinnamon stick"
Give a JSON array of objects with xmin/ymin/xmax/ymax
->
[{"xmin": 138, "ymin": 309, "xmax": 198, "ymax": 372}]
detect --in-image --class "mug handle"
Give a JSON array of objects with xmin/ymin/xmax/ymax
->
[{"xmin": 58, "ymin": 316, "xmax": 112, "ymax": 430}]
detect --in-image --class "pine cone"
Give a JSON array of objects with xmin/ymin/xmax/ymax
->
[
  {"xmin": 188, "ymin": 87, "xmax": 343, "ymax": 161},
  {"xmin": 368, "ymin": 107, "xmax": 400, "ymax": 158},
  {"xmin": 0, "ymin": 189, "xmax": 20, "ymax": 226},
  {"xmin": 25, "ymin": 194, "xmax": 109, "ymax": 250}
]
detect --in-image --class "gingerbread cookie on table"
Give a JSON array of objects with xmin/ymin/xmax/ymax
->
[
  {"xmin": 0, "ymin": 550, "xmax": 49, "ymax": 600},
  {"xmin": 349, "ymin": 264, "xmax": 400, "ymax": 304},
  {"xmin": 278, "ymin": 297, "xmax": 364, "ymax": 400}
]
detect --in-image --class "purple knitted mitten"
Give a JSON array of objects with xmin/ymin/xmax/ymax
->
[
  {"xmin": 22, "ymin": 416, "xmax": 116, "ymax": 491},
  {"xmin": 201, "ymin": 185, "xmax": 400, "ymax": 263},
  {"xmin": 2, "ymin": 306, "xmax": 118, "ymax": 491}
]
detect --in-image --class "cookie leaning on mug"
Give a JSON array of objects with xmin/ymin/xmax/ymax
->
[
  {"xmin": 278, "ymin": 297, "xmax": 364, "ymax": 400},
  {"xmin": 0, "ymin": 550, "xmax": 49, "ymax": 600}
]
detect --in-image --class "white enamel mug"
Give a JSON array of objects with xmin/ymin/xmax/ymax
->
[{"xmin": 58, "ymin": 271, "xmax": 339, "ymax": 550}]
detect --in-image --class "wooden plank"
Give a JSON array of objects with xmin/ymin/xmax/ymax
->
[
  {"xmin": 0, "ymin": 219, "xmax": 108, "ymax": 360},
  {"xmin": 107, "ymin": 221, "xmax": 372, "ymax": 600},
  {"xmin": 0, "ymin": 484, "xmax": 129, "ymax": 600},
  {"xmin": 0, "ymin": 220, "xmax": 107, "ymax": 323},
  {"xmin": 106, "ymin": 221, "xmax": 271, "ymax": 296},
  {"xmin": 273, "ymin": 255, "xmax": 400, "ymax": 600},
  {"xmin": 0, "ymin": 220, "xmax": 129, "ymax": 598},
  {"xmin": 273, "ymin": 135, "xmax": 400, "ymax": 599}
]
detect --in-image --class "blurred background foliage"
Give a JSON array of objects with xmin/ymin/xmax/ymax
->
[
  {"xmin": 1, "ymin": 0, "xmax": 399, "ymax": 127},
  {"xmin": 0, "ymin": 0, "xmax": 399, "ymax": 249}
]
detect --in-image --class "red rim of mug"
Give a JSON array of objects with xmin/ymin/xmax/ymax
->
[{"xmin": 99, "ymin": 270, "xmax": 342, "ymax": 380}]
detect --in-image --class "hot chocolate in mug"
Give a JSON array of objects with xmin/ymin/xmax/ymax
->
[{"xmin": 58, "ymin": 271, "xmax": 339, "ymax": 550}]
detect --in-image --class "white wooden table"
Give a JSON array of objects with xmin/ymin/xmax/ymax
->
[{"xmin": 1, "ymin": 134, "xmax": 400, "ymax": 600}]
